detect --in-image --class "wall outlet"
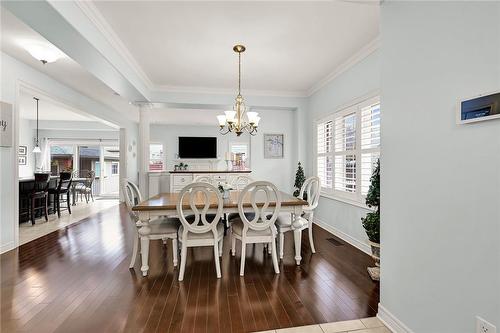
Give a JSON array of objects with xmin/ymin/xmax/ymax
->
[{"xmin": 477, "ymin": 316, "xmax": 496, "ymax": 333}]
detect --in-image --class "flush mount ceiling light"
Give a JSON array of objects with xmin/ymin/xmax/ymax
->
[
  {"xmin": 22, "ymin": 41, "xmax": 64, "ymax": 65},
  {"xmin": 217, "ymin": 44, "xmax": 260, "ymax": 136}
]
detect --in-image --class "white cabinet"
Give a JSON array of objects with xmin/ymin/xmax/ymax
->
[
  {"xmin": 169, "ymin": 172, "xmax": 251, "ymax": 192},
  {"xmin": 148, "ymin": 172, "xmax": 170, "ymax": 197}
]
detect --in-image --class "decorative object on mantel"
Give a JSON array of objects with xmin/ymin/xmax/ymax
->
[
  {"xmin": 32, "ymin": 97, "xmax": 41, "ymax": 153},
  {"xmin": 217, "ymin": 182, "xmax": 232, "ymax": 199},
  {"xmin": 174, "ymin": 162, "xmax": 188, "ymax": 171},
  {"xmin": 361, "ymin": 159, "xmax": 380, "ymax": 281},
  {"xmin": 293, "ymin": 162, "xmax": 306, "ymax": 197},
  {"xmin": 225, "ymin": 152, "xmax": 233, "ymax": 171},
  {"xmin": 0, "ymin": 101, "xmax": 13, "ymax": 147},
  {"xmin": 216, "ymin": 45, "xmax": 260, "ymax": 136},
  {"xmin": 264, "ymin": 133, "xmax": 284, "ymax": 159}
]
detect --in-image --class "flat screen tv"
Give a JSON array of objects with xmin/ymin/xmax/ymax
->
[{"xmin": 178, "ymin": 137, "xmax": 217, "ymax": 159}]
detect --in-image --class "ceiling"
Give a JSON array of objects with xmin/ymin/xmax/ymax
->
[
  {"xmin": 91, "ymin": 1, "xmax": 380, "ymax": 95},
  {"xmin": 19, "ymin": 90, "xmax": 96, "ymax": 122},
  {"xmin": 0, "ymin": 9, "xmax": 139, "ymax": 122}
]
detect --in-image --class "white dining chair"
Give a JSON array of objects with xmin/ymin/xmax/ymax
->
[
  {"xmin": 122, "ymin": 179, "xmax": 179, "ymax": 271},
  {"xmin": 276, "ymin": 176, "xmax": 320, "ymax": 259},
  {"xmin": 230, "ymin": 181, "xmax": 282, "ymax": 276},
  {"xmin": 176, "ymin": 182, "xmax": 224, "ymax": 281}
]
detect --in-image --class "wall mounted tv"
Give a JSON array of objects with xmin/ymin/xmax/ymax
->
[
  {"xmin": 178, "ymin": 137, "xmax": 217, "ymax": 159},
  {"xmin": 458, "ymin": 91, "xmax": 500, "ymax": 124}
]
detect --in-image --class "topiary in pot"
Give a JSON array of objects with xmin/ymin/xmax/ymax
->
[
  {"xmin": 293, "ymin": 162, "xmax": 306, "ymax": 197},
  {"xmin": 361, "ymin": 159, "xmax": 380, "ymax": 280}
]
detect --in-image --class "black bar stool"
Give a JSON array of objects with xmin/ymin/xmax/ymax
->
[
  {"xmin": 48, "ymin": 172, "xmax": 73, "ymax": 218},
  {"xmin": 29, "ymin": 173, "xmax": 50, "ymax": 225}
]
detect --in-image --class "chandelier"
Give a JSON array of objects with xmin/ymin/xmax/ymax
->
[{"xmin": 217, "ymin": 44, "xmax": 260, "ymax": 136}]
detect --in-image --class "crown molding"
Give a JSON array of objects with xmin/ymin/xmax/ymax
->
[
  {"xmin": 152, "ymin": 85, "xmax": 308, "ymax": 98},
  {"xmin": 72, "ymin": 2, "xmax": 378, "ymax": 100},
  {"xmin": 307, "ymin": 36, "xmax": 380, "ymax": 96},
  {"xmin": 75, "ymin": 0, "xmax": 154, "ymax": 90}
]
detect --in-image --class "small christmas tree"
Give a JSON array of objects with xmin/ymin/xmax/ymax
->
[
  {"xmin": 361, "ymin": 159, "xmax": 380, "ymax": 243},
  {"xmin": 293, "ymin": 162, "xmax": 306, "ymax": 197}
]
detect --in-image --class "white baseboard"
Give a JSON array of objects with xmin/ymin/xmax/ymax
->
[
  {"xmin": 0, "ymin": 241, "xmax": 16, "ymax": 254},
  {"xmin": 377, "ymin": 304, "xmax": 414, "ymax": 333},
  {"xmin": 313, "ymin": 217, "xmax": 371, "ymax": 255}
]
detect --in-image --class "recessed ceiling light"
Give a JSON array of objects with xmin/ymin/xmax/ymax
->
[{"xmin": 21, "ymin": 41, "xmax": 65, "ymax": 65}]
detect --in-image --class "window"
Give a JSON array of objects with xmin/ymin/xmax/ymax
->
[
  {"xmin": 111, "ymin": 162, "xmax": 119, "ymax": 175},
  {"xmin": 316, "ymin": 96, "xmax": 380, "ymax": 204},
  {"xmin": 149, "ymin": 143, "xmax": 164, "ymax": 171},
  {"xmin": 230, "ymin": 142, "xmax": 249, "ymax": 170}
]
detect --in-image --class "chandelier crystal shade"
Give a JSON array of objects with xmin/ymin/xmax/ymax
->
[{"xmin": 217, "ymin": 45, "xmax": 259, "ymax": 136}]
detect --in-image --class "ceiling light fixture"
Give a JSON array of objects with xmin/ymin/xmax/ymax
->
[
  {"xmin": 32, "ymin": 97, "xmax": 41, "ymax": 153},
  {"xmin": 217, "ymin": 45, "xmax": 260, "ymax": 136},
  {"xmin": 22, "ymin": 41, "xmax": 64, "ymax": 65}
]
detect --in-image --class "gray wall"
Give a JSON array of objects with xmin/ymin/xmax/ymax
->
[
  {"xmin": 380, "ymin": 1, "xmax": 500, "ymax": 331},
  {"xmin": 307, "ymin": 50, "xmax": 380, "ymax": 252}
]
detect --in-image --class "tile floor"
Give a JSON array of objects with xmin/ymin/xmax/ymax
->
[
  {"xmin": 256, "ymin": 317, "xmax": 390, "ymax": 333},
  {"xmin": 19, "ymin": 198, "xmax": 119, "ymax": 245}
]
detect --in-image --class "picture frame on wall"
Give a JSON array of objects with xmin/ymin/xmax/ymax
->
[
  {"xmin": 19, "ymin": 145, "xmax": 27, "ymax": 155},
  {"xmin": 18, "ymin": 156, "xmax": 26, "ymax": 165},
  {"xmin": 0, "ymin": 101, "xmax": 13, "ymax": 147},
  {"xmin": 264, "ymin": 133, "xmax": 284, "ymax": 159}
]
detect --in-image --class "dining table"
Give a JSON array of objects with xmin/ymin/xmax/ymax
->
[{"xmin": 132, "ymin": 190, "xmax": 308, "ymax": 276}]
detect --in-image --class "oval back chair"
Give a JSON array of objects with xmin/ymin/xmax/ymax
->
[
  {"xmin": 231, "ymin": 181, "xmax": 282, "ymax": 276},
  {"xmin": 176, "ymin": 182, "xmax": 224, "ymax": 281}
]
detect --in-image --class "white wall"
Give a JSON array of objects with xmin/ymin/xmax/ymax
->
[
  {"xmin": 150, "ymin": 108, "xmax": 297, "ymax": 193},
  {"xmin": 380, "ymin": 2, "xmax": 500, "ymax": 332},
  {"xmin": 0, "ymin": 52, "xmax": 139, "ymax": 253},
  {"xmin": 307, "ymin": 50, "xmax": 380, "ymax": 252}
]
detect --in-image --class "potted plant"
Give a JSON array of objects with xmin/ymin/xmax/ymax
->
[
  {"xmin": 361, "ymin": 159, "xmax": 380, "ymax": 281},
  {"xmin": 293, "ymin": 162, "xmax": 305, "ymax": 197}
]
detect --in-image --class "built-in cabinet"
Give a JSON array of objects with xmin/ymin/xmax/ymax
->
[{"xmin": 148, "ymin": 171, "xmax": 251, "ymax": 197}]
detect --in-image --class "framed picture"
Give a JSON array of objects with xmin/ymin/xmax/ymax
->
[
  {"xmin": 19, "ymin": 145, "xmax": 27, "ymax": 155},
  {"xmin": 18, "ymin": 156, "xmax": 26, "ymax": 165},
  {"xmin": 264, "ymin": 134, "xmax": 284, "ymax": 159},
  {"xmin": 0, "ymin": 101, "xmax": 13, "ymax": 147}
]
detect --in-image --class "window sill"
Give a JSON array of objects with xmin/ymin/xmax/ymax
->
[{"xmin": 319, "ymin": 192, "xmax": 373, "ymax": 210}]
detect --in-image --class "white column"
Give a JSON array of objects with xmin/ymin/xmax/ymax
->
[
  {"xmin": 138, "ymin": 106, "xmax": 151, "ymax": 198},
  {"xmin": 119, "ymin": 128, "xmax": 127, "ymax": 202},
  {"xmin": 73, "ymin": 144, "xmax": 79, "ymax": 173},
  {"xmin": 99, "ymin": 145, "xmax": 105, "ymax": 195}
]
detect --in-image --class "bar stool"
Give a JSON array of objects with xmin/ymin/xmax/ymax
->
[
  {"xmin": 29, "ymin": 173, "xmax": 50, "ymax": 225},
  {"xmin": 48, "ymin": 172, "xmax": 73, "ymax": 218}
]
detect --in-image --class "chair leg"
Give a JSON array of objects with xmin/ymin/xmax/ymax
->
[
  {"xmin": 231, "ymin": 234, "xmax": 236, "ymax": 256},
  {"xmin": 179, "ymin": 243, "xmax": 187, "ymax": 281},
  {"xmin": 218, "ymin": 236, "xmax": 223, "ymax": 257},
  {"xmin": 162, "ymin": 238, "xmax": 167, "ymax": 245},
  {"xmin": 129, "ymin": 235, "xmax": 139, "ymax": 268},
  {"xmin": 44, "ymin": 196, "xmax": 48, "ymax": 221},
  {"xmin": 239, "ymin": 241, "xmax": 246, "ymax": 276},
  {"xmin": 31, "ymin": 197, "xmax": 35, "ymax": 225},
  {"xmin": 91, "ymin": 191, "xmax": 94, "ymax": 202},
  {"xmin": 213, "ymin": 242, "xmax": 221, "ymax": 278},
  {"xmin": 172, "ymin": 238, "xmax": 178, "ymax": 267},
  {"xmin": 279, "ymin": 231, "xmax": 284, "ymax": 259},
  {"xmin": 57, "ymin": 194, "xmax": 61, "ymax": 218},
  {"xmin": 85, "ymin": 192, "xmax": 89, "ymax": 203},
  {"xmin": 271, "ymin": 238, "xmax": 280, "ymax": 274},
  {"xmin": 67, "ymin": 192, "xmax": 72, "ymax": 214},
  {"xmin": 53, "ymin": 194, "xmax": 57, "ymax": 214},
  {"xmin": 267, "ymin": 242, "xmax": 272, "ymax": 255}
]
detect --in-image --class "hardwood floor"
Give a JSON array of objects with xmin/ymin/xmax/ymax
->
[{"xmin": 1, "ymin": 204, "xmax": 379, "ymax": 333}]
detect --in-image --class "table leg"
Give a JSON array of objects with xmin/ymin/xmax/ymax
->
[
  {"xmin": 138, "ymin": 212, "xmax": 151, "ymax": 276},
  {"xmin": 293, "ymin": 229, "xmax": 302, "ymax": 265}
]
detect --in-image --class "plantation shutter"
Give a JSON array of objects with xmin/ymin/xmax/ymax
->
[
  {"xmin": 317, "ymin": 120, "xmax": 333, "ymax": 189},
  {"xmin": 334, "ymin": 112, "xmax": 357, "ymax": 193},
  {"xmin": 360, "ymin": 102, "xmax": 380, "ymax": 195}
]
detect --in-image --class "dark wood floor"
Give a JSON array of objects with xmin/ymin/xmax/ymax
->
[{"xmin": 1, "ymin": 204, "xmax": 379, "ymax": 333}]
